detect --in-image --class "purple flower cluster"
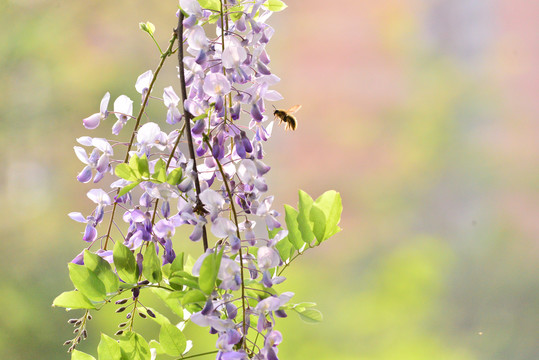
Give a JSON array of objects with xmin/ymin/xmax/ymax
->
[{"xmin": 69, "ymin": 1, "xmax": 293, "ymax": 359}]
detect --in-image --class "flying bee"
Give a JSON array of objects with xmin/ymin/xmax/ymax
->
[{"xmin": 273, "ymin": 104, "xmax": 302, "ymax": 131}]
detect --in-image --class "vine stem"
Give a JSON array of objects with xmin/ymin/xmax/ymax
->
[
  {"xmin": 177, "ymin": 11, "xmax": 209, "ymax": 252},
  {"xmin": 103, "ymin": 33, "xmax": 178, "ymax": 250},
  {"xmin": 176, "ymin": 350, "xmax": 219, "ymax": 359},
  {"xmin": 205, "ymin": 139, "xmax": 248, "ymax": 351}
]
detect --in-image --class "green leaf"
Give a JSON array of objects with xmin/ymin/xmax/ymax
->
[
  {"xmin": 198, "ymin": 251, "xmax": 222, "ymax": 294},
  {"xmin": 169, "ymin": 253, "xmax": 184, "ymax": 276},
  {"xmin": 119, "ymin": 332, "xmax": 151, "ymax": 360},
  {"xmin": 68, "ymin": 263, "xmax": 107, "ymax": 302},
  {"xmin": 142, "ymin": 244, "xmax": 162, "ymax": 283},
  {"xmin": 52, "ymin": 290, "xmax": 96, "ymax": 309},
  {"xmin": 284, "ymin": 205, "xmax": 304, "ymax": 250},
  {"xmin": 264, "ymin": 0, "xmax": 288, "ymax": 12},
  {"xmin": 72, "ymin": 350, "xmax": 96, "ymax": 360},
  {"xmin": 159, "ymin": 323, "xmax": 187, "ymax": 356},
  {"xmin": 115, "ymin": 163, "xmax": 138, "ymax": 181},
  {"xmin": 297, "ymin": 190, "xmax": 315, "ymax": 244},
  {"xmin": 197, "ymin": 0, "xmax": 221, "ymax": 12},
  {"xmin": 181, "ymin": 289, "xmax": 206, "ymax": 306},
  {"xmin": 144, "ymin": 306, "xmax": 172, "ymax": 327},
  {"xmin": 151, "ymin": 288, "xmax": 184, "ymax": 318},
  {"xmin": 309, "ymin": 204, "xmax": 326, "ymax": 244},
  {"xmin": 128, "ymin": 154, "xmax": 142, "ymax": 178},
  {"xmin": 84, "ymin": 250, "xmax": 119, "ymax": 294},
  {"xmin": 275, "ymin": 235, "xmax": 294, "ymax": 261},
  {"xmin": 118, "ymin": 181, "xmax": 140, "ymax": 197},
  {"xmin": 293, "ymin": 302, "xmax": 317, "ymax": 311},
  {"xmin": 98, "ymin": 333, "xmax": 121, "ymax": 360},
  {"xmin": 166, "ymin": 167, "xmax": 183, "ymax": 185},
  {"xmin": 310, "ymin": 190, "xmax": 342, "ymax": 244},
  {"xmin": 113, "ymin": 241, "xmax": 139, "ymax": 284},
  {"xmin": 149, "ymin": 340, "xmax": 165, "ymax": 355},
  {"xmin": 296, "ymin": 308, "xmax": 323, "ymax": 323},
  {"xmin": 152, "ymin": 159, "xmax": 167, "ymax": 183},
  {"xmin": 229, "ymin": 4, "xmax": 244, "ymax": 21},
  {"xmin": 136, "ymin": 154, "xmax": 150, "ymax": 178}
]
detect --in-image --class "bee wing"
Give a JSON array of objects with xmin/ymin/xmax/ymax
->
[{"xmin": 287, "ymin": 104, "xmax": 302, "ymax": 114}]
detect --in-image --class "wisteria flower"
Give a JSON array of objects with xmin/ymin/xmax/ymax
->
[
  {"xmin": 135, "ymin": 70, "xmax": 153, "ymax": 97},
  {"xmin": 74, "ymin": 137, "xmax": 113, "ymax": 183},
  {"xmin": 112, "ymin": 95, "xmax": 133, "ymax": 135},
  {"xmin": 163, "ymin": 86, "xmax": 182, "ymax": 125},
  {"xmin": 82, "ymin": 92, "xmax": 110, "ymax": 129}
]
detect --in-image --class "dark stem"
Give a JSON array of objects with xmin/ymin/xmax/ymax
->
[{"xmin": 176, "ymin": 13, "xmax": 209, "ymax": 252}]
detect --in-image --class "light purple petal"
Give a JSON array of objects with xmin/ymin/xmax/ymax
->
[
  {"xmin": 137, "ymin": 122, "xmax": 161, "ymax": 145},
  {"xmin": 68, "ymin": 212, "xmax": 87, "ymax": 223},
  {"xmin": 114, "ymin": 95, "xmax": 133, "ymax": 118},
  {"xmin": 87, "ymin": 188, "xmax": 112, "ymax": 205},
  {"xmin": 257, "ymin": 246, "xmax": 280, "ymax": 270},
  {"xmin": 203, "ymin": 73, "xmax": 231, "ymax": 97},
  {"xmin": 163, "ymin": 86, "xmax": 180, "ymax": 107},
  {"xmin": 77, "ymin": 166, "xmax": 93, "ymax": 183},
  {"xmin": 82, "ymin": 113, "xmax": 102, "ymax": 129},
  {"xmin": 211, "ymin": 217, "xmax": 237, "ymax": 238},
  {"xmin": 74, "ymin": 146, "xmax": 90, "ymax": 165},
  {"xmin": 135, "ymin": 70, "xmax": 153, "ymax": 95},
  {"xmin": 99, "ymin": 92, "xmax": 110, "ymax": 114}
]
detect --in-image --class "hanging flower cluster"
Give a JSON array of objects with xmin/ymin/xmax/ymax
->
[{"xmin": 54, "ymin": 1, "xmax": 342, "ymax": 360}]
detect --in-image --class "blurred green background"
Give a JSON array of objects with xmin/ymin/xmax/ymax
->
[{"xmin": 1, "ymin": 0, "xmax": 538, "ymax": 359}]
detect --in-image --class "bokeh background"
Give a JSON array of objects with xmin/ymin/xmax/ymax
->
[{"xmin": 0, "ymin": 0, "xmax": 538, "ymax": 359}]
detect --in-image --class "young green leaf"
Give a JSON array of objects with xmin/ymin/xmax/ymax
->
[
  {"xmin": 113, "ymin": 241, "xmax": 139, "ymax": 284},
  {"xmin": 118, "ymin": 331, "xmax": 151, "ymax": 360},
  {"xmin": 68, "ymin": 263, "xmax": 107, "ymax": 302},
  {"xmin": 152, "ymin": 159, "xmax": 167, "ymax": 183},
  {"xmin": 296, "ymin": 308, "xmax": 323, "ymax": 323},
  {"xmin": 159, "ymin": 322, "xmax": 187, "ymax": 356},
  {"xmin": 198, "ymin": 252, "xmax": 221, "ymax": 294},
  {"xmin": 264, "ymin": 0, "xmax": 288, "ymax": 12},
  {"xmin": 71, "ymin": 350, "xmax": 96, "ymax": 360},
  {"xmin": 142, "ymin": 244, "xmax": 162, "ymax": 283},
  {"xmin": 115, "ymin": 163, "xmax": 138, "ymax": 181},
  {"xmin": 166, "ymin": 167, "xmax": 183, "ymax": 185},
  {"xmin": 83, "ymin": 250, "xmax": 119, "ymax": 294},
  {"xmin": 310, "ymin": 190, "xmax": 342, "ymax": 243},
  {"xmin": 139, "ymin": 21, "xmax": 155, "ymax": 36},
  {"xmin": 98, "ymin": 333, "xmax": 121, "ymax": 360},
  {"xmin": 197, "ymin": 0, "xmax": 221, "ymax": 12},
  {"xmin": 284, "ymin": 205, "xmax": 304, "ymax": 250},
  {"xmin": 181, "ymin": 289, "xmax": 206, "ymax": 306},
  {"xmin": 275, "ymin": 235, "xmax": 294, "ymax": 261},
  {"xmin": 136, "ymin": 154, "xmax": 150, "ymax": 178},
  {"xmin": 297, "ymin": 190, "xmax": 315, "ymax": 244},
  {"xmin": 128, "ymin": 154, "xmax": 142, "ymax": 178},
  {"xmin": 52, "ymin": 290, "xmax": 96, "ymax": 310},
  {"xmin": 118, "ymin": 181, "xmax": 141, "ymax": 197}
]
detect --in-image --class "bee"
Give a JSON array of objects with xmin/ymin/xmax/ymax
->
[{"xmin": 273, "ymin": 104, "xmax": 302, "ymax": 131}]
